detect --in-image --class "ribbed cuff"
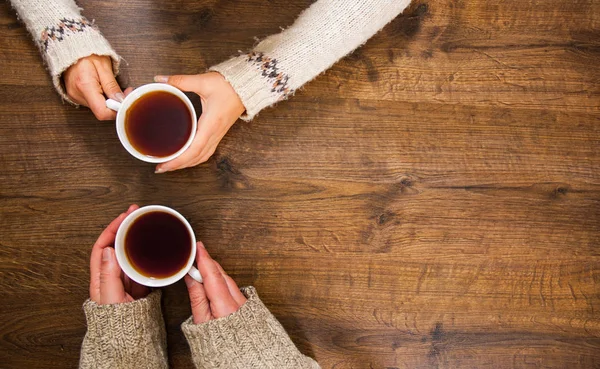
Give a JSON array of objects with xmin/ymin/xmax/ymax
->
[
  {"xmin": 44, "ymin": 28, "xmax": 120, "ymax": 104},
  {"xmin": 210, "ymin": 56, "xmax": 280, "ymax": 121},
  {"xmin": 80, "ymin": 290, "xmax": 168, "ymax": 369},
  {"xmin": 182, "ymin": 287, "xmax": 320, "ymax": 369}
]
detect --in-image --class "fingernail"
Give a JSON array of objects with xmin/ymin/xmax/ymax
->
[
  {"xmin": 155, "ymin": 167, "xmax": 166, "ymax": 174},
  {"xmin": 102, "ymin": 248, "xmax": 111, "ymax": 261},
  {"xmin": 115, "ymin": 92, "xmax": 125, "ymax": 102},
  {"xmin": 198, "ymin": 242, "xmax": 205, "ymax": 249},
  {"xmin": 154, "ymin": 75, "xmax": 169, "ymax": 83}
]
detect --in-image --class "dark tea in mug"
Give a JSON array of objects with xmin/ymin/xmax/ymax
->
[
  {"xmin": 125, "ymin": 91, "xmax": 193, "ymax": 158},
  {"xmin": 124, "ymin": 211, "xmax": 192, "ymax": 278}
]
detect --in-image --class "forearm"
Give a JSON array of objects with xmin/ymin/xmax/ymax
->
[
  {"xmin": 211, "ymin": 0, "xmax": 412, "ymax": 119},
  {"xmin": 9, "ymin": 0, "xmax": 119, "ymax": 102},
  {"xmin": 79, "ymin": 290, "xmax": 168, "ymax": 369},
  {"xmin": 182, "ymin": 287, "xmax": 320, "ymax": 369}
]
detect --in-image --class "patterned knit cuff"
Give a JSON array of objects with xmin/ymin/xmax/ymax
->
[
  {"xmin": 81, "ymin": 290, "xmax": 167, "ymax": 368},
  {"xmin": 210, "ymin": 53, "xmax": 294, "ymax": 121},
  {"xmin": 181, "ymin": 287, "xmax": 320, "ymax": 369},
  {"xmin": 43, "ymin": 26, "xmax": 120, "ymax": 104}
]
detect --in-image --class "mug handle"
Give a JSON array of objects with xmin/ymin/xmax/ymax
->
[
  {"xmin": 188, "ymin": 265, "xmax": 203, "ymax": 283},
  {"xmin": 106, "ymin": 99, "xmax": 122, "ymax": 112}
]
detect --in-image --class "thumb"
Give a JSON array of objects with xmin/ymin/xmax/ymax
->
[
  {"xmin": 99, "ymin": 248, "xmax": 127, "ymax": 304},
  {"xmin": 185, "ymin": 275, "xmax": 212, "ymax": 324},
  {"xmin": 97, "ymin": 65, "xmax": 124, "ymax": 102},
  {"xmin": 155, "ymin": 74, "xmax": 208, "ymax": 94}
]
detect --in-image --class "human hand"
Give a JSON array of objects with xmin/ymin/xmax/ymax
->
[
  {"xmin": 185, "ymin": 242, "xmax": 247, "ymax": 324},
  {"xmin": 64, "ymin": 55, "xmax": 132, "ymax": 120},
  {"xmin": 153, "ymin": 72, "xmax": 245, "ymax": 173},
  {"xmin": 89, "ymin": 204, "xmax": 150, "ymax": 305}
]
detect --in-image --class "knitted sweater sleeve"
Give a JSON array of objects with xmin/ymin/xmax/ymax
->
[
  {"xmin": 79, "ymin": 290, "xmax": 168, "ymax": 369},
  {"xmin": 210, "ymin": 0, "xmax": 412, "ymax": 120},
  {"xmin": 9, "ymin": 0, "xmax": 120, "ymax": 103},
  {"xmin": 182, "ymin": 287, "xmax": 320, "ymax": 369}
]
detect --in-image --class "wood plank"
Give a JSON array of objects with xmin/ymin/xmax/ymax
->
[{"xmin": 1, "ymin": 0, "xmax": 599, "ymax": 368}]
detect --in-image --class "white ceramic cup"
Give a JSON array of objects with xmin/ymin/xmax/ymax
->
[
  {"xmin": 115, "ymin": 205, "xmax": 203, "ymax": 287},
  {"xmin": 106, "ymin": 83, "xmax": 197, "ymax": 163}
]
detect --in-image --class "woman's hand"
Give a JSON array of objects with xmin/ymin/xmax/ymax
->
[
  {"xmin": 185, "ymin": 242, "xmax": 247, "ymax": 324},
  {"xmin": 89, "ymin": 204, "xmax": 149, "ymax": 304},
  {"xmin": 153, "ymin": 72, "xmax": 245, "ymax": 173},
  {"xmin": 64, "ymin": 55, "xmax": 128, "ymax": 121}
]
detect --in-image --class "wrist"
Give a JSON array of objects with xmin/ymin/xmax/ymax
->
[
  {"xmin": 48, "ymin": 28, "xmax": 120, "ymax": 104},
  {"xmin": 83, "ymin": 290, "xmax": 162, "ymax": 337},
  {"xmin": 210, "ymin": 55, "xmax": 285, "ymax": 121},
  {"xmin": 182, "ymin": 287, "xmax": 317, "ymax": 368}
]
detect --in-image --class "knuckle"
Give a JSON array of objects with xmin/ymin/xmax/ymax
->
[
  {"xmin": 95, "ymin": 111, "xmax": 112, "ymax": 121},
  {"xmin": 197, "ymin": 151, "xmax": 215, "ymax": 165},
  {"xmin": 190, "ymin": 296, "xmax": 209, "ymax": 310},
  {"xmin": 169, "ymin": 75, "xmax": 183, "ymax": 85},
  {"xmin": 206, "ymin": 147, "xmax": 217, "ymax": 158},
  {"xmin": 184, "ymin": 148, "xmax": 201, "ymax": 160},
  {"xmin": 99, "ymin": 55, "xmax": 111, "ymax": 64},
  {"xmin": 74, "ymin": 76, "xmax": 86, "ymax": 89},
  {"xmin": 99, "ymin": 269, "xmax": 111, "ymax": 282},
  {"xmin": 208, "ymin": 268, "xmax": 222, "ymax": 280},
  {"xmin": 104, "ymin": 80, "xmax": 119, "ymax": 92}
]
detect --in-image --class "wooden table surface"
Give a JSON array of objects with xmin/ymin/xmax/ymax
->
[{"xmin": 1, "ymin": 1, "xmax": 599, "ymax": 368}]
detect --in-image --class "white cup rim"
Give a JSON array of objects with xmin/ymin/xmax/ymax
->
[
  {"xmin": 115, "ymin": 83, "xmax": 197, "ymax": 163},
  {"xmin": 115, "ymin": 205, "xmax": 197, "ymax": 287}
]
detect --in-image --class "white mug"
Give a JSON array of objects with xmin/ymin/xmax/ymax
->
[
  {"xmin": 106, "ymin": 83, "xmax": 197, "ymax": 163},
  {"xmin": 115, "ymin": 205, "xmax": 203, "ymax": 287}
]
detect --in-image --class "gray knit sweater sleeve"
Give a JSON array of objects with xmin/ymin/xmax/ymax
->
[
  {"xmin": 9, "ymin": 0, "xmax": 120, "ymax": 103},
  {"xmin": 182, "ymin": 287, "xmax": 320, "ymax": 369},
  {"xmin": 210, "ymin": 0, "xmax": 412, "ymax": 120},
  {"xmin": 79, "ymin": 290, "xmax": 168, "ymax": 369}
]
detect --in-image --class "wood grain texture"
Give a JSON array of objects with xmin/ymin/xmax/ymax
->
[{"xmin": 1, "ymin": 0, "xmax": 599, "ymax": 368}]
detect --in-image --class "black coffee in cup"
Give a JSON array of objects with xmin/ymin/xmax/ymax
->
[
  {"xmin": 124, "ymin": 211, "xmax": 192, "ymax": 278},
  {"xmin": 125, "ymin": 91, "xmax": 193, "ymax": 158}
]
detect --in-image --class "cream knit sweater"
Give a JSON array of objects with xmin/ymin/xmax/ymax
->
[
  {"xmin": 11, "ymin": 0, "xmax": 411, "ymax": 118},
  {"xmin": 80, "ymin": 287, "xmax": 320, "ymax": 369}
]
